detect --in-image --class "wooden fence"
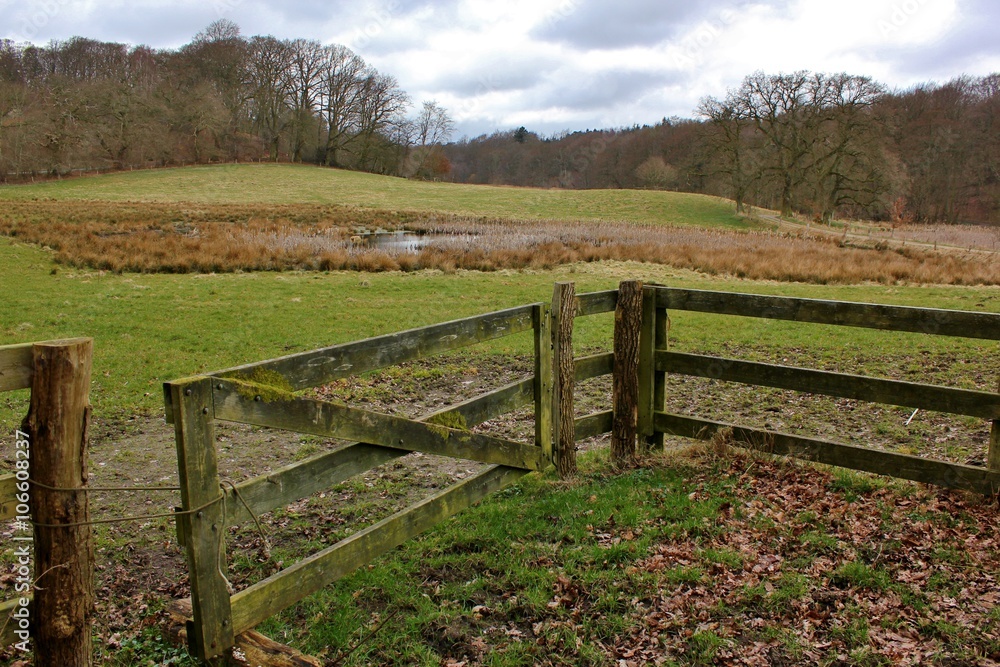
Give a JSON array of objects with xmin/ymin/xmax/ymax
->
[
  {"xmin": 635, "ymin": 285, "xmax": 1000, "ymax": 494},
  {"xmin": 1, "ymin": 338, "xmax": 94, "ymax": 666},
  {"xmin": 166, "ymin": 283, "xmax": 1000, "ymax": 661},
  {"xmin": 163, "ymin": 304, "xmax": 557, "ymax": 661}
]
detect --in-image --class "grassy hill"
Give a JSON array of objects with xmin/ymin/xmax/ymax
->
[{"xmin": 0, "ymin": 163, "xmax": 748, "ymax": 228}]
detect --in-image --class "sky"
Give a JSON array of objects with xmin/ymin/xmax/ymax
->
[{"xmin": 3, "ymin": 0, "xmax": 999, "ymax": 139}]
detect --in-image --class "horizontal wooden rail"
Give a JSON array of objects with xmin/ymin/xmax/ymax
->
[
  {"xmin": 575, "ymin": 410, "xmax": 613, "ymax": 442},
  {"xmin": 213, "ymin": 305, "xmax": 536, "ymax": 391},
  {"xmin": 223, "ymin": 444, "xmax": 402, "ymax": 528},
  {"xmin": 229, "ymin": 465, "xmax": 527, "ymax": 636},
  {"xmin": 655, "ymin": 412, "xmax": 1000, "ymax": 496},
  {"xmin": 223, "ymin": 377, "xmax": 536, "ymax": 526},
  {"xmin": 0, "ymin": 473, "xmax": 17, "ymax": 522},
  {"xmin": 659, "ymin": 351, "xmax": 1000, "ymax": 419},
  {"xmin": 655, "ymin": 287, "xmax": 1000, "ymax": 340},
  {"xmin": 575, "ymin": 290, "xmax": 618, "ymax": 317},
  {"xmin": 213, "ymin": 380, "xmax": 545, "ymax": 471},
  {"xmin": 0, "ymin": 343, "xmax": 32, "ymax": 392},
  {"xmin": 575, "ymin": 352, "xmax": 614, "ymax": 382},
  {"xmin": 448, "ymin": 377, "xmax": 535, "ymax": 428}
]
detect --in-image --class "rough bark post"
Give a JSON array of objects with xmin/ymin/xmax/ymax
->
[
  {"xmin": 25, "ymin": 338, "xmax": 94, "ymax": 667},
  {"xmin": 612, "ymin": 281, "xmax": 643, "ymax": 467},
  {"xmin": 552, "ymin": 282, "xmax": 577, "ymax": 478},
  {"xmin": 989, "ymin": 378, "xmax": 1000, "ymax": 471}
]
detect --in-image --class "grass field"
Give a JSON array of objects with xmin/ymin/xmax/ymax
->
[
  {"xmin": 2, "ymin": 166, "xmax": 1000, "ymax": 666},
  {"xmin": 0, "ymin": 163, "xmax": 748, "ymax": 229}
]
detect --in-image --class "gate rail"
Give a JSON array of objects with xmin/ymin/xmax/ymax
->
[
  {"xmin": 639, "ymin": 286, "xmax": 1000, "ymax": 495},
  {"xmin": 164, "ymin": 304, "xmax": 552, "ymax": 660}
]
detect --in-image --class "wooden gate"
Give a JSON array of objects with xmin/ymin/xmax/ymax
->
[{"xmin": 164, "ymin": 305, "xmax": 553, "ymax": 660}]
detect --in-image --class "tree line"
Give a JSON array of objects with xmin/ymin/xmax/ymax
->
[
  {"xmin": 1, "ymin": 21, "xmax": 995, "ymax": 225},
  {"xmin": 0, "ymin": 20, "xmax": 454, "ymax": 180},
  {"xmin": 443, "ymin": 71, "xmax": 999, "ymax": 225}
]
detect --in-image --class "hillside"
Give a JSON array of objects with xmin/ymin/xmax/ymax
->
[{"xmin": 0, "ymin": 163, "xmax": 749, "ymax": 229}]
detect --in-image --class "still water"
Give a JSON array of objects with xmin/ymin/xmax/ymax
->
[{"xmin": 358, "ymin": 230, "xmax": 473, "ymax": 252}]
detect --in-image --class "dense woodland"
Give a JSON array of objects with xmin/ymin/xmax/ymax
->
[
  {"xmin": 0, "ymin": 20, "xmax": 454, "ymax": 180},
  {"xmin": 0, "ymin": 20, "xmax": 996, "ymax": 224},
  {"xmin": 444, "ymin": 72, "xmax": 1000, "ymax": 225}
]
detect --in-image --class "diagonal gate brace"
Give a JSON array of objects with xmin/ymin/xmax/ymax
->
[{"xmin": 212, "ymin": 379, "xmax": 545, "ymax": 471}]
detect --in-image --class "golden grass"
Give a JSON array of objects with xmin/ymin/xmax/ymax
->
[{"xmin": 2, "ymin": 201, "xmax": 998, "ymax": 285}]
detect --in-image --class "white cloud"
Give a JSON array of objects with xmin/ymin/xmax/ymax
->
[{"xmin": 2, "ymin": 0, "xmax": 995, "ymax": 136}]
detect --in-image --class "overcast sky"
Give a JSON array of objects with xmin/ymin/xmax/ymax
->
[{"xmin": 3, "ymin": 0, "xmax": 998, "ymax": 138}]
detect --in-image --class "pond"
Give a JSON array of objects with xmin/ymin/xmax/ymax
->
[{"xmin": 356, "ymin": 230, "xmax": 473, "ymax": 252}]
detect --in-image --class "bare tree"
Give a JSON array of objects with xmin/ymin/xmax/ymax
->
[
  {"xmin": 407, "ymin": 100, "xmax": 454, "ymax": 178},
  {"xmin": 317, "ymin": 44, "xmax": 366, "ymax": 167},
  {"xmin": 354, "ymin": 72, "xmax": 409, "ymax": 172},
  {"xmin": 287, "ymin": 39, "xmax": 325, "ymax": 162},
  {"xmin": 244, "ymin": 36, "xmax": 294, "ymax": 161},
  {"xmin": 697, "ymin": 95, "xmax": 757, "ymax": 213}
]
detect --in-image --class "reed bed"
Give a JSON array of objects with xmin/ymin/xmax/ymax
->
[
  {"xmin": 840, "ymin": 220, "xmax": 1000, "ymax": 251},
  {"xmin": 2, "ymin": 201, "xmax": 998, "ymax": 285}
]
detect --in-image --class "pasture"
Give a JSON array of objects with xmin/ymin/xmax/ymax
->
[{"xmin": 1, "ymin": 165, "xmax": 999, "ymax": 666}]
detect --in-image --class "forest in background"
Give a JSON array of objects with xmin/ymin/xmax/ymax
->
[
  {"xmin": 444, "ymin": 72, "xmax": 999, "ymax": 225},
  {"xmin": 0, "ymin": 19, "xmax": 996, "ymax": 225}
]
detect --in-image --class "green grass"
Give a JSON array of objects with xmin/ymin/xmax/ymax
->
[
  {"xmin": 0, "ymin": 163, "xmax": 749, "ymax": 228},
  {"xmin": 3, "ymin": 168, "xmax": 1000, "ymax": 665},
  {"xmin": 2, "ymin": 234, "xmax": 998, "ymax": 429}
]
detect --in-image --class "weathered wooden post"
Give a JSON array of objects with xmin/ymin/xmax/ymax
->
[
  {"xmin": 168, "ymin": 376, "xmax": 234, "ymax": 661},
  {"xmin": 989, "ymin": 378, "xmax": 1000, "ymax": 471},
  {"xmin": 552, "ymin": 282, "xmax": 577, "ymax": 477},
  {"xmin": 612, "ymin": 281, "xmax": 643, "ymax": 466},
  {"xmin": 533, "ymin": 304, "xmax": 554, "ymax": 465},
  {"xmin": 26, "ymin": 338, "xmax": 94, "ymax": 667},
  {"xmin": 638, "ymin": 286, "xmax": 668, "ymax": 452}
]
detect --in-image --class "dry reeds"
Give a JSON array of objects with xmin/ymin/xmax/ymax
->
[{"xmin": 1, "ymin": 201, "xmax": 998, "ymax": 285}]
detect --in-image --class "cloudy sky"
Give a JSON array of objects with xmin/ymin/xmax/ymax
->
[{"xmin": 3, "ymin": 0, "xmax": 998, "ymax": 138}]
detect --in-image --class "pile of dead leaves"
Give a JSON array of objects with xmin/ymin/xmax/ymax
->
[{"xmin": 614, "ymin": 449, "xmax": 1000, "ymax": 666}]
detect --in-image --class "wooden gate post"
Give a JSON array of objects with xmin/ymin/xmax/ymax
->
[
  {"xmin": 989, "ymin": 379, "xmax": 1000, "ymax": 471},
  {"xmin": 533, "ymin": 304, "xmax": 554, "ymax": 465},
  {"xmin": 612, "ymin": 281, "xmax": 643, "ymax": 466},
  {"xmin": 552, "ymin": 282, "xmax": 577, "ymax": 478},
  {"xmin": 638, "ymin": 286, "xmax": 668, "ymax": 452},
  {"xmin": 26, "ymin": 338, "xmax": 94, "ymax": 667},
  {"xmin": 168, "ymin": 376, "xmax": 234, "ymax": 661}
]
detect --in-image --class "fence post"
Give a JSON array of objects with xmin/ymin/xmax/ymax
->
[
  {"xmin": 989, "ymin": 379, "xmax": 1000, "ymax": 471},
  {"xmin": 649, "ymin": 301, "xmax": 669, "ymax": 451},
  {"xmin": 168, "ymin": 377, "xmax": 234, "ymax": 661},
  {"xmin": 552, "ymin": 282, "xmax": 577, "ymax": 477},
  {"xmin": 26, "ymin": 338, "xmax": 94, "ymax": 667},
  {"xmin": 533, "ymin": 304, "xmax": 554, "ymax": 466},
  {"xmin": 638, "ymin": 286, "xmax": 656, "ymax": 447},
  {"xmin": 612, "ymin": 281, "xmax": 643, "ymax": 466}
]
